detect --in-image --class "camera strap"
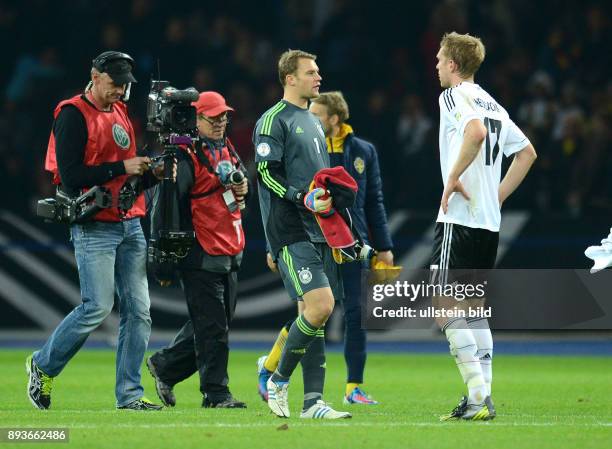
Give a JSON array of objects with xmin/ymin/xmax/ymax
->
[
  {"xmin": 195, "ymin": 138, "xmax": 244, "ymax": 173},
  {"xmin": 226, "ymin": 138, "xmax": 246, "ymax": 173},
  {"xmin": 187, "ymin": 138, "xmax": 246, "ymax": 202},
  {"xmin": 193, "ymin": 139, "xmax": 215, "ymax": 173},
  {"xmin": 195, "ymin": 138, "xmax": 244, "ymax": 182},
  {"xmin": 188, "ymin": 140, "xmax": 225, "ymax": 200}
]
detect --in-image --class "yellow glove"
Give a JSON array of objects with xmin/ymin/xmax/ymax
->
[{"xmin": 370, "ymin": 255, "xmax": 402, "ymax": 284}]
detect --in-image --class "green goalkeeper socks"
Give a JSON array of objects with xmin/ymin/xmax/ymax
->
[
  {"xmin": 272, "ymin": 315, "xmax": 319, "ymax": 382},
  {"xmin": 300, "ymin": 327, "xmax": 325, "ymax": 410}
]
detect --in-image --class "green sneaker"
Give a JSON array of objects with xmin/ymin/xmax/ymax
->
[
  {"xmin": 117, "ymin": 397, "xmax": 163, "ymax": 411},
  {"xmin": 461, "ymin": 403, "xmax": 492, "ymax": 420},
  {"xmin": 440, "ymin": 396, "xmax": 467, "ymax": 421},
  {"xmin": 26, "ymin": 355, "xmax": 54, "ymax": 410},
  {"xmin": 440, "ymin": 396, "xmax": 492, "ymax": 421}
]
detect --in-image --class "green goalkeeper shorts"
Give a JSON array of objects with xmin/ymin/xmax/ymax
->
[{"xmin": 276, "ymin": 241, "xmax": 343, "ymax": 302}]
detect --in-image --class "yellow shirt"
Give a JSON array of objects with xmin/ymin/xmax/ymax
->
[{"xmin": 326, "ymin": 123, "xmax": 354, "ymax": 153}]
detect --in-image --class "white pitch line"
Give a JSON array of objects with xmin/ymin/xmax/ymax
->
[{"xmin": 5, "ymin": 422, "xmax": 609, "ymax": 429}]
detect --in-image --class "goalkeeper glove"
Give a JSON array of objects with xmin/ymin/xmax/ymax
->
[
  {"xmin": 304, "ymin": 188, "xmax": 332, "ymax": 215},
  {"xmin": 370, "ymin": 255, "xmax": 402, "ymax": 284},
  {"xmin": 332, "ymin": 243, "xmax": 374, "ymax": 264}
]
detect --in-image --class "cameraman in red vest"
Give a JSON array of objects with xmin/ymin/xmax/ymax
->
[
  {"xmin": 27, "ymin": 51, "xmax": 164, "ymax": 411},
  {"xmin": 147, "ymin": 92, "xmax": 248, "ymax": 409}
]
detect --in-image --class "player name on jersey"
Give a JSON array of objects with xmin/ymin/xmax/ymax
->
[{"xmin": 473, "ymin": 97, "xmax": 500, "ymax": 113}]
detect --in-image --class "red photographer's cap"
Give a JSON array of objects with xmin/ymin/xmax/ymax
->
[{"xmin": 192, "ymin": 91, "xmax": 234, "ymax": 117}]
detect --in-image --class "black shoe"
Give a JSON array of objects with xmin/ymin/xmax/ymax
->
[
  {"xmin": 440, "ymin": 395, "xmax": 491, "ymax": 421},
  {"xmin": 26, "ymin": 355, "xmax": 53, "ymax": 410},
  {"xmin": 440, "ymin": 395, "xmax": 468, "ymax": 421},
  {"xmin": 117, "ymin": 397, "xmax": 163, "ymax": 411},
  {"xmin": 146, "ymin": 357, "xmax": 176, "ymax": 407},
  {"xmin": 203, "ymin": 395, "xmax": 247, "ymax": 409}
]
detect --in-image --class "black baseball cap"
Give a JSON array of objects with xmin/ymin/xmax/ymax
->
[{"xmin": 92, "ymin": 51, "xmax": 137, "ymax": 85}]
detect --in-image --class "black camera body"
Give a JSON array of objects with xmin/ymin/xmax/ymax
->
[
  {"xmin": 226, "ymin": 169, "xmax": 246, "ymax": 210},
  {"xmin": 36, "ymin": 186, "xmax": 112, "ymax": 224},
  {"xmin": 147, "ymin": 181, "xmax": 196, "ymax": 284},
  {"xmin": 146, "ymin": 80, "xmax": 199, "ymax": 136},
  {"xmin": 148, "ymin": 230, "xmax": 195, "ymax": 264},
  {"xmin": 227, "ymin": 169, "xmax": 245, "ymax": 186},
  {"xmin": 146, "ymin": 80, "xmax": 200, "ymax": 284},
  {"xmin": 118, "ymin": 175, "xmax": 143, "ymax": 213}
]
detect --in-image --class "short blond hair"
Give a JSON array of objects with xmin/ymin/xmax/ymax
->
[
  {"xmin": 278, "ymin": 49, "xmax": 317, "ymax": 86},
  {"xmin": 440, "ymin": 32, "xmax": 486, "ymax": 78},
  {"xmin": 311, "ymin": 91, "xmax": 350, "ymax": 124}
]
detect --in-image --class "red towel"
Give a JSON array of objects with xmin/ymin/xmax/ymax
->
[{"xmin": 311, "ymin": 167, "xmax": 358, "ymax": 249}]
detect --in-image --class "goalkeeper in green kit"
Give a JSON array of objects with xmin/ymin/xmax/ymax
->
[{"xmin": 253, "ymin": 49, "xmax": 351, "ymax": 419}]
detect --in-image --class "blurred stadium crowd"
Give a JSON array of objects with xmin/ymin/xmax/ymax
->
[{"xmin": 1, "ymin": 0, "xmax": 610, "ymax": 217}]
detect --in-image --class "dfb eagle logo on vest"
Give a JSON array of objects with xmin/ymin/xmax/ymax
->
[{"xmin": 112, "ymin": 123, "xmax": 130, "ymax": 150}]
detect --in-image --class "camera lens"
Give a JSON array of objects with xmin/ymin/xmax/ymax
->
[
  {"xmin": 229, "ymin": 170, "xmax": 244, "ymax": 185},
  {"xmin": 170, "ymin": 106, "xmax": 196, "ymax": 131}
]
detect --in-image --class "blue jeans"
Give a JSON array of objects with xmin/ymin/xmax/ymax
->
[{"xmin": 34, "ymin": 219, "xmax": 152, "ymax": 407}]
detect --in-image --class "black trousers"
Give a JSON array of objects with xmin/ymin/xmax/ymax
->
[{"xmin": 150, "ymin": 270, "xmax": 237, "ymax": 400}]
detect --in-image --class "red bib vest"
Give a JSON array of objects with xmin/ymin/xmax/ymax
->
[
  {"xmin": 187, "ymin": 140, "xmax": 245, "ymax": 256},
  {"xmin": 45, "ymin": 94, "xmax": 145, "ymax": 222}
]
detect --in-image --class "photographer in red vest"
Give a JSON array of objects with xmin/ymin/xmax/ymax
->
[
  {"xmin": 147, "ymin": 92, "xmax": 249, "ymax": 409},
  {"xmin": 27, "ymin": 51, "xmax": 164, "ymax": 411}
]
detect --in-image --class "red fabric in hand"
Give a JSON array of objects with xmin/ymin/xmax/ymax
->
[{"xmin": 311, "ymin": 167, "xmax": 358, "ymax": 249}]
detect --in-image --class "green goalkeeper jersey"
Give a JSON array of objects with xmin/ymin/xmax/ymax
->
[{"xmin": 253, "ymin": 99, "xmax": 329, "ymax": 257}]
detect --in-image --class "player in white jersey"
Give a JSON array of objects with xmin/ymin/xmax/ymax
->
[{"xmin": 430, "ymin": 32, "xmax": 537, "ymax": 421}]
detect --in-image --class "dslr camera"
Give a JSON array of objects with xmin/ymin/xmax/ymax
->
[{"xmin": 216, "ymin": 163, "xmax": 246, "ymax": 211}]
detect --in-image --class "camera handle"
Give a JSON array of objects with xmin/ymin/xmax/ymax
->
[
  {"xmin": 147, "ymin": 137, "xmax": 196, "ymax": 286},
  {"xmin": 158, "ymin": 145, "xmax": 180, "ymax": 231},
  {"xmin": 158, "ymin": 135, "xmax": 192, "ymax": 231}
]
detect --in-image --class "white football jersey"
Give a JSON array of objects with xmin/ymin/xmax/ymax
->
[{"xmin": 436, "ymin": 82, "xmax": 530, "ymax": 232}]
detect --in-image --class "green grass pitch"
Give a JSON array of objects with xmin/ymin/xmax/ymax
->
[{"xmin": 2, "ymin": 349, "xmax": 611, "ymax": 448}]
